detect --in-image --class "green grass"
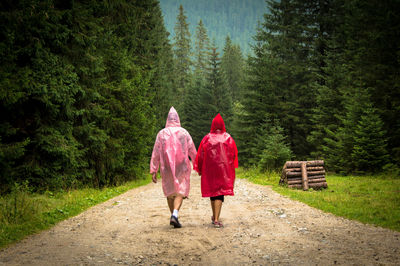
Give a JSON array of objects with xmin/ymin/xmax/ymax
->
[
  {"xmin": 237, "ymin": 167, "xmax": 400, "ymax": 232},
  {"xmin": 0, "ymin": 176, "xmax": 151, "ymax": 249}
]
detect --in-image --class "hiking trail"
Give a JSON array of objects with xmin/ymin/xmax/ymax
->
[{"xmin": 1, "ymin": 171, "xmax": 399, "ymax": 265}]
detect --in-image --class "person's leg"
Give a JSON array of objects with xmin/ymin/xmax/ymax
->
[
  {"xmin": 173, "ymin": 195, "xmax": 183, "ymax": 213},
  {"xmin": 210, "ymin": 200, "xmax": 216, "ymax": 222},
  {"xmin": 167, "ymin": 197, "xmax": 174, "ymax": 214},
  {"xmin": 168, "ymin": 194, "xmax": 183, "ymax": 228},
  {"xmin": 214, "ymin": 199, "xmax": 223, "ymax": 222}
]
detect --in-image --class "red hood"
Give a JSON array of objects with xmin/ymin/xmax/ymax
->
[
  {"xmin": 165, "ymin": 107, "xmax": 181, "ymax": 127},
  {"xmin": 210, "ymin": 113, "xmax": 226, "ymax": 133}
]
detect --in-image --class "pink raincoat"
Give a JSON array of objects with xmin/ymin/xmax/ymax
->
[
  {"xmin": 150, "ymin": 107, "xmax": 197, "ymax": 197},
  {"xmin": 194, "ymin": 114, "xmax": 238, "ymax": 197}
]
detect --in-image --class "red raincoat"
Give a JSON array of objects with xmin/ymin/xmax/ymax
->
[{"xmin": 194, "ymin": 114, "xmax": 238, "ymax": 197}]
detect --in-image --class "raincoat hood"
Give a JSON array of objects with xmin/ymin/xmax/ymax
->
[
  {"xmin": 165, "ymin": 107, "xmax": 181, "ymax": 127},
  {"xmin": 210, "ymin": 113, "xmax": 226, "ymax": 133}
]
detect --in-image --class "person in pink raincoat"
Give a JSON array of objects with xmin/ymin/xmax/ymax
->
[
  {"xmin": 194, "ymin": 113, "xmax": 238, "ymax": 228},
  {"xmin": 150, "ymin": 107, "xmax": 197, "ymax": 228}
]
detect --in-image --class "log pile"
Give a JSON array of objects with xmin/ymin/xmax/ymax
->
[{"xmin": 279, "ymin": 160, "xmax": 327, "ymax": 190}]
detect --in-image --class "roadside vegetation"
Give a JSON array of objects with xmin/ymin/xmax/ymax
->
[
  {"xmin": 0, "ymin": 177, "xmax": 151, "ymax": 249},
  {"xmin": 237, "ymin": 168, "xmax": 400, "ymax": 232}
]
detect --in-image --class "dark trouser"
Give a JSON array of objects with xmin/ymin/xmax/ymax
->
[{"xmin": 210, "ymin": 195, "xmax": 224, "ymax": 202}]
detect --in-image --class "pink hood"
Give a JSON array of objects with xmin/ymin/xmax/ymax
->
[{"xmin": 165, "ymin": 107, "xmax": 181, "ymax": 127}]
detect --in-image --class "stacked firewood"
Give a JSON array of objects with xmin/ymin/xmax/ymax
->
[{"xmin": 279, "ymin": 160, "xmax": 327, "ymax": 190}]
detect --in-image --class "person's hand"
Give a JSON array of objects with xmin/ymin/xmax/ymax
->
[{"xmin": 152, "ymin": 172, "xmax": 157, "ymax": 183}]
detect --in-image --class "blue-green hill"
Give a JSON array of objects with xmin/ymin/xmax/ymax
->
[{"xmin": 159, "ymin": 0, "xmax": 268, "ymax": 55}]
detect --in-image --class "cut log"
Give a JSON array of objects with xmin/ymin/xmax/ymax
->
[
  {"xmin": 284, "ymin": 166, "xmax": 324, "ymax": 172},
  {"xmin": 308, "ymin": 182, "xmax": 328, "ymax": 189},
  {"xmin": 287, "ymin": 171, "xmax": 302, "ymax": 177},
  {"xmin": 284, "ymin": 168, "xmax": 301, "ymax": 173},
  {"xmin": 301, "ymin": 162, "xmax": 309, "ymax": 191},
  {"xmin": 306, "ymin": 166, "xmax": 324, "ymax": 171},
  {"xmin": 287, "ymin": 171, "xmax": 325, "ymax": 178},
  {"xmin": 285, "ymin": 160, "xmax": 324, "ymax": 168},
  {"xmin": 307, "ymin": 170, "xmax": 326, "ymax": 176},
  {"xmin": 288, "ymin": 175, "xmax": 325, "ymax": 181},
  {"xmin": 308, "ymin": 178, "xmax": 326, "ymax": 184},
  {"xmin": 307, "ymin": 175, "xmax": 325, "ymax": 180},
  {"xmin": 287, "ymin": 180, "xmax": 302, "ymax": 185},
  {"xmin": 287, "ymin": 177, "xmax": 302, "ymax": 182},
  {"xmin": 288, "ymin": 182, "xmax": 328, "ymax": 189}
]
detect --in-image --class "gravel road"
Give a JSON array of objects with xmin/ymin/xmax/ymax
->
[{"xmin": 1, "ymin": 171, "xmax": 399, "ymax": 265}]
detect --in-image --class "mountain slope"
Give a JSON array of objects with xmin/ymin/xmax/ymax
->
[{"xmin": 159, "ymin": 0, "xmax": 267, "ymax": 55}]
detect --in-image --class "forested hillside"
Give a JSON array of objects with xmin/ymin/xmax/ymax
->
[
  {"xmin": 159, "ymin": 0, "xmax": 267, "ymax": 55},
  {"xmin": 1, "ymin": 0, "xmax": 399, "ymax": 195},
  {"xmin": 233, "ymin": 0, "xmax": 400, "ymax": 175},
  {"xmin": 0, "ymin": 0, "xmax": 174, "ymax": 193}
]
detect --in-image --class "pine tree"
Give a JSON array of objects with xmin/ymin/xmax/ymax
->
[
  {"xmin": 182, "ymin": 71, "xmax": 206, "ymax": 147},
  {"xmin": 128, "ymin": 0, "xmax": 175, "ymax": 132},
  {"xmin": 257, "ymin": 121, "xmax": 292, "ymax": 171},
  {"xmin": 172, "ymin": 5, "xmax": 192, "ymax": 111},
  {"xmin": 206, "ymin": 44, "xmax": 232, "ymax": 123},
  {"xmin": 352, "ymin": 107, "xmax": 389, "ymax": 173},
  {"xmin": 194, "ymin": 19, "xmax": 210, "ymax": 76},
  {"xmin": 221, "ymin": 36, "xmax": 245, "ymax": 102},
  {"xmin": 308, "ymin": 0, "xmax": 346, "ymax": 159},
  {"xmin": 232, "ymin": 41, "xmax": 276, "ymax": 166}
]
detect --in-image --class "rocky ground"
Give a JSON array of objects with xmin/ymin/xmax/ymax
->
[{"xmin": 1, "ymin": 171, "xmax": 399, "ymax": 265}]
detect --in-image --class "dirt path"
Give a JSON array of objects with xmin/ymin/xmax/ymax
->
[{"xmin": 1, "ymin": 171, "xmax": 399, "ymax": 265}]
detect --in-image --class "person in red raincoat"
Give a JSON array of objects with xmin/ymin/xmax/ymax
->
[{"xmin": 194, "ymin": 113, "xmax": 238, "ymax": 228}]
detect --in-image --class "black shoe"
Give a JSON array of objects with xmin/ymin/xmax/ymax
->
[{"xmin": 170, "ymin": 215, "xmax": 182, "ymax": 228}]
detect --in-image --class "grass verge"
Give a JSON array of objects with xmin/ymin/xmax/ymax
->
[
  {"xmin": 0, "ymin": 177, "xmax": 151, "ymax": 249},
  {"xmin": 237, "ymin": 167, "xmax": 400, "ymax": 232}
]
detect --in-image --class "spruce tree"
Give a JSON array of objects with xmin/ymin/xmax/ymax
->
[
  {"xmin": 206, "ymin": 44, "xmax": 232, "ymax": 124},
  {"xmin": 308, "ymin": 0, "xmax": 346, "ymax": 159},
  {"xmin": 182, "ymin": 71, "xmax": 206, "ymax": 147},
  {"xmin": 194, "ymin": 19, "xmax": 210, "ymax": 76},
  {"xmin": 257, "ymin": 121, "xmax": 292, "ymax": 171},
  {"xmin": 221, "ymin": 36, "xmax": 245, "ymax": 102},
  {"xmin": 352, "ymin": 107, "xmax": 389, "ymax": 173},
  {"xmin": 129, "ymin": 0, "xmax": 175, "ymax": 132},
  {"xmin": 172, "ymin": 5, "xmax": 192, "ymax": 111}
]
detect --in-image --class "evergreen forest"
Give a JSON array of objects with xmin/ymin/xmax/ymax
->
[
  {"xmin": 159, "ymin": 0, "xmax": 267, "ymax": 55},
  {"xmin": 1, "ymin": 0, "xmax": 399, "ymax": 195}
]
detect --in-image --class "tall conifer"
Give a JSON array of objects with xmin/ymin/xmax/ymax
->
[
  {"xmin": 221, "ymin": 36, "xmax": 245, "ymax": 102},
  {"xmin": 173, "ymin": 5, "xmax": 192, "ymax": 111},
  {"xmin": 194, "ymin": 20, "xmax": 210, "ymax": 75}
]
